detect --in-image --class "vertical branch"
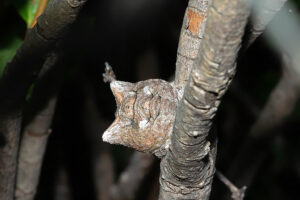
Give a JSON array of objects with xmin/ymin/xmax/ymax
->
[
  {"xmin": 160, "ymin": 0, "xmax": 250, "ymax": 199},
  {"xmin": 15, "ymin": 131, "xmax": 51, "ymax": 200},
  {"xmin": 83, "ymin": 88, "xmax": 115, "ymax": 200},
  {"xmin": 15, "ymin": 52, "xmax": 62, "ymax": 200},
  {"xmin": 174, "ymin": 0, "xmax": 210, "ymax": 91},
  {"xmin": 96, "ymin": 149, "xmax": 114, "ymax": 200},
  {"xmin": 0, "ymin": 1, "xmax": 87, "ymax": 199}
]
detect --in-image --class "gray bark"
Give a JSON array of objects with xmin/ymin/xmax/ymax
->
[
  {"xmin": 15, "ymin": 131, "xmax": 50, "ymax": 200},
  {"xmin": 159, "ymin": 0, "xmax": 250, "ymax": 199},
  {"xmin": 0, "ymin": 1, "xmax": 87, "ymax": 199},
  {"xmin": 15, "ymin": 52, "xmax": 62, "ymax": 200},
  {"xmin": 175, "ymin": 0, "xmax": 210, "ymax": 92}
]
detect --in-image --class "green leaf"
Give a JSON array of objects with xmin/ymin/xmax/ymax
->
[
  {"xmin": 0, "ymin": 34, "xmax": 23, "ymax": 76},
  {"xmin": 26, "ymin": 84, "xmax": 35, "ymax": 101},
  {"xmin": 12, "ymin": 0, "xmax": 41, "ymax": 27}
]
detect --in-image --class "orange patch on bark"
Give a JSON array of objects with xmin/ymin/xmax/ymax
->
[{"xmin": 187, "ymin": 9, "xmax": 205, "ymax": 35}]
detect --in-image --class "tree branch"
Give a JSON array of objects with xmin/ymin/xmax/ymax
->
[
  {"xmin": 15, "ymin": 51, "xmax": 62, "ymax": 200},
  {"xmin": 250, "ymin": 54, "xmax": 299, "ymax": 138},
  {"xmin": 0, "ymin": 1, "xmax": 87, "ymax": 199},
  {"xmin": 174, "ymin": 0, "xmax": 210, "ymax": 92},
  {"xmin": 110, "ymin": 152, "xmax": 156, "ymax": 200},
  {"xmin": 247, "ymin": 0, "xmax": 288, "ymax": 47},
  {"xmin": 216, "ymin": 170, "xmax": 246, "ymax": 200},
  {"xmin": 159, "ymin": 0, "xmax": 250, "ymax": 199},
  {"xmin": 228, "ymin": 53, "xmax": 300, "ymax": 187}
]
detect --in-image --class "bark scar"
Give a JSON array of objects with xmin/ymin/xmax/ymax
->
[{"xmin": 187, "ymin": 9, "xmax": 205, "ymax": 35}]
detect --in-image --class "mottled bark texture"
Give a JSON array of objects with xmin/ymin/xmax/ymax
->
[
  {"xmin": 175, "ymin": 0, "xmax": 210, "ymax": 92},
  {"xmin": 15, "ymin": 52, "xmax": 62, "ymax": 200},
  {"xmin": 247, "ymin": 0, "xmax": 287, "ymax": 47},
  {"xmin": 159, "ymin": 0, "xmax": 250, "ymax": 199},
  {"xmin": 0, "ymin": 1, "xmax": 87, "ymax": 199}
]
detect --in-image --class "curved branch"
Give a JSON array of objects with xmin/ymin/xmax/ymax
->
[
  {"xmin": 160, "ymin": 0, "xmax": 250, "ymax": 199},
  {"xmin": 227, "ymin": 54, "xmax": 300, "ymax": 187},
  {"xmin": 0, "ymin": 1, "xmax": 87, "ymax": 199},
  {"xmin": 110, "ymin": 152, "xmax": 156, "ymax": 200}
]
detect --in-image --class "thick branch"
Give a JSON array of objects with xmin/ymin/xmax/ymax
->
[
  {"xmin": 174, "ymin": 0, "xmax": 210, "ymax": 91},
  {"xmin": 0, "ymin": 0, "xmax": 87, "ymax": 114},
  {"xmin": 0, "ymin": 1, "xmax": 87, "ymax": 199},
  {"xmin": 160, "ymin": 0, "xmax": 250, "ymax": 199}
]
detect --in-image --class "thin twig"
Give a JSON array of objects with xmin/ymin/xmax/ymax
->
[
  {"xmin": 110, "ymin": 152, "xmax": 156, "ymax": 200},
  {"xmin": 216, "ymin": 170, "xmax": 247, "ymax": 200}
]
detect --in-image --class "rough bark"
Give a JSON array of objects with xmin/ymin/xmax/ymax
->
[
  {"xmin": 159, "ymin": 0, "xmax": 250, "ymax": 199},
  {"xmin": 247, "ymin": 0, "xmax": 288, "ymax": 47},
  {"xmin": 0, "ymin": 1, "xmax": 87, "ymax": 199},
  {"xmin": 15, "ymin": 52, "xmax": 62, "ymax": 200},
  {"xmin": 174, "ymin": 0, "xmax": 210, "ymax": 91}
]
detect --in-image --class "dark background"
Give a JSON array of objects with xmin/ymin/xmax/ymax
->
[{"xmin": 0, "ymin": 0, "xmax": 299, "ymax": 199}]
